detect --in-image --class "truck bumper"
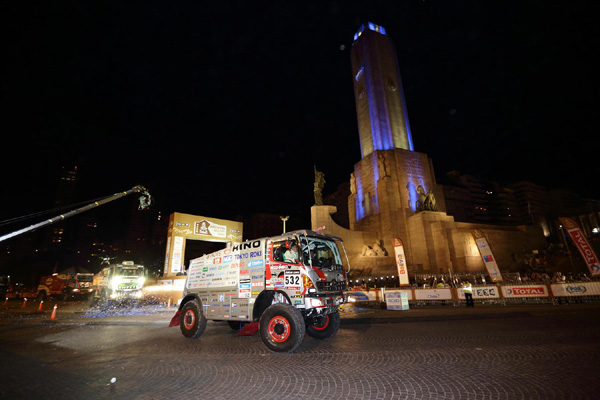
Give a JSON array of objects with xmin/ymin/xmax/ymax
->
[{"xmin": 110, "ymin": 289, "xmax": 143, "ymax": 300}]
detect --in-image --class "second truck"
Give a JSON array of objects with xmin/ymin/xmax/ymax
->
[{"xmin": 91, "ymin": 261, "xmax": 148, "ymax": 306}]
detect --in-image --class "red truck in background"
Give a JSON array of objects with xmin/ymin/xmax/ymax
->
[{"xmin": 36, "ymin": 272, "xmax": 94, "ymax": 301}]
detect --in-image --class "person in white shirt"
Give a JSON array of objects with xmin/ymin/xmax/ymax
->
[{"xmin": 284, "ymin": 244, "xmax": 299, "ymax": 263}]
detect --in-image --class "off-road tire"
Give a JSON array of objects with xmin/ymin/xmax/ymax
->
[
  {"xmin": 180, "ymin": 300, "xmax": 207, "ymax": 339},
  {"xmin": 259, "ymin": 303, "xmax": 305, "ymax": 352},
  {"xmin": 306, "ymin": 311, "xmax": 340, "ymax": 340}
]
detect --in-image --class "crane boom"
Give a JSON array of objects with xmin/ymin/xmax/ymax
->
[{"xmin": 0, "ymin": 185, "xmax": 152, "ymax": 243}]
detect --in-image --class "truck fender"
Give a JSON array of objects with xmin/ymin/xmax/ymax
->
[
  {"xmin": 252, "ymin": 290, "xmax": 291, "ymax": 322},
  {"xmin": 170, "ymin": 294, "xmax": 202, "ymax": 328},
  {"xmin": 177, "ymin": 294, "xmax": 201, "ymax": 312}
]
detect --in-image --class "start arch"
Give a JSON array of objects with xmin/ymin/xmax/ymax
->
[{"xmin": 163, "ymin": 212, "xmax": 243, "ymax": 278}]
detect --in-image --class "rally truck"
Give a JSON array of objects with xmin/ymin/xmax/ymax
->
[
  {"xmin": 36, "ymin": 272, "xmax": 95, "ymax": 301},
  {"xmin": 90, "ymin": 261, "xmax": 147, "ymax": 306},
  {"xmin": 170, "ymin": 229, "xmax": 350, "ymax": 352}
]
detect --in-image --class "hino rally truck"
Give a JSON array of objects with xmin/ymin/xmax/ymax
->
[
  {"xmin": 170, "ymin": 229, "xmax": 349, "ymax": 353},
  {"xmin": 91, "ymin": 261, "xmax": 148, "ymax": 305}
]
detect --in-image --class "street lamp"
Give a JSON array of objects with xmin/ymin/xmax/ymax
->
[{"xmin": 280, "ymin": 215, "xmax": 289, "ymax": 233}]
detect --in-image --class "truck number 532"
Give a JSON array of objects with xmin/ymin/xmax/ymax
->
[{"xmin": 284, "ymin": 275, "xmax": 300, "ymax": 286}]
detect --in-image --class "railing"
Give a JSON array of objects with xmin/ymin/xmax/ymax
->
[{"xmin": 346, "ymin": 281, "xmax": 600, "ymax": 307}]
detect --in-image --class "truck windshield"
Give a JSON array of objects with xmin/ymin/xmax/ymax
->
[
  {"xmin": 302, "ymin": 236, "xmax": 345, "ymax": 269},
  {"xmin": 77, "ymin": 274, "xmax": 93, "ymax": 282},
  {"xmin": 118, "ymin": 268, "xmax": 142, "ymax": 277}
]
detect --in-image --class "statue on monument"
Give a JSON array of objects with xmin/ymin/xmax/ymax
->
[
  {"xmin": 361, "ymin": 240, "xmax": 388, "ymax": 257},
  {"xmin": 350, "ymin": 172, "xmax": 357, "ymax": 194},
  {"xmin": 314, "ymin": 165, "xmax": 326, "ymax": 205},
  {"xmin": 416, "ymin": 185, "xmax": 437, "ymax": 212},
  {"xmin": 377, "ymin": 152, "xmax": 389, "ymax": 178}
]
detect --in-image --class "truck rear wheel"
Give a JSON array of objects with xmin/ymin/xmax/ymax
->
[
  {"xmin": 259, "ymin": 303, "xmax": 305, "ymax": 353},
  {"xmin": 306, "ymin": 311, "xmax": 340, "ymax": 340},
  {"xmin": 180, "ymin": 300, "xmax": 207, "ymax": 339}
]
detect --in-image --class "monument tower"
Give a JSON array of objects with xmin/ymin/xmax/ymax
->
[
  {"xmin": 351, "ymin": 22, "xmax": 414, "ymax": 157},
  {"xmin": 312, "ymin": 22, "xmax": 545, "ymax": 279},
  {"xmin": 347, "ymin": 22, "xmax": 448, "ymax": 271}
]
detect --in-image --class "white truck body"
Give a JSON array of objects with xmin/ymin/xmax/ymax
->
[{"xmin": 173, "ymin": 230, "xmax": 349, "ymax": 352}]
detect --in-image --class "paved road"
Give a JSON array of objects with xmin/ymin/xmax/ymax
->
[{"xmin": 1, "ymin": 300, "xmax": 599, "ymax": 399}]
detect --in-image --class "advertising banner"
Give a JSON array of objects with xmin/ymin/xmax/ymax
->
[
  {"xmin": 470, "ymin": 229, "xmax": 503, "ymax": 282},
  {"xmin": 386, "ymin": 291, "xmax": 409, "ymax": 310},
  {"xmin": 551, "ymin": 282, "xmax": 600, "ymax": 297},
  {"xmin": 501, "ymin": 285, "xmax": 549, "ymax": 298},
  {"xmin": 164, "ymin": 212, "xmax": 244, "ymax": 277},
  {"xmin": 456, "ymin": 285, "xmax": 500, "ymax": 299},
  {"xmin": 169, "ymin": 212, "xmax": 243, "ymax": 243},
  {"xmin": 414, "ymin": 288, "xmax": 453, "ymax": 300},
  {"xmin": 391, "ymin": 237, "xmax": 409, "ymax": 285},
  {"xmin": 384, "ymin": 289, "xmax": 413, "ymax": 301},
  {"xmin": 559, "ymin": 217, "xmax": 600, "ymax": 277}
]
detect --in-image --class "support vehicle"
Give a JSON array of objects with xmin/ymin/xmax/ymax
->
[
  {"xmin": 170, "ymin": 230, "xmax": 350, "ymax": 352},
  {"xmin": 36, "ymin": 272, "xmax": 95, "ymax": 300},
  {"xmin": 91, "ymin": 261, "xmax": 147, "ymax": 305}
]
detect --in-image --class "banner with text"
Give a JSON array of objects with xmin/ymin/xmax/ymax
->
[
  {"xmin": 471, "ymin": 229, "xmax": 503, "ymax": 282},
  {"xmin": 559, "ymin": 217, "xmax": 600, "ymax": 277},
  {"xmin": 391, "ymin": 237, "xmax": 409, "ymax": 286}
]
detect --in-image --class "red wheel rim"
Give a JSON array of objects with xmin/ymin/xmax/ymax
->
[
  {"xmin": 183, "ymin": 309, "xmax": 195, "ymax": 330},
  {"xmin": 267, "ymin": 316, "xmax": 291, "ymax": 342},
  {"xmin": 313, "ymin": 314, "xmax": 330, "ymax": 331}
]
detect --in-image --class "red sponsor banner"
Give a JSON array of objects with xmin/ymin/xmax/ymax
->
[
  {"xmin": 559, "ymin": 217, "xmax": 600, "ymax": 277},
  {"xmin": 501, "ymin": 285, "xmax": 549, "ymax": 298}
]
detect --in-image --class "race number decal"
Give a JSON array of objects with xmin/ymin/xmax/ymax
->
[{"xmin": 284, "ymin": 271, "xmax": 302, "ymax": 289}]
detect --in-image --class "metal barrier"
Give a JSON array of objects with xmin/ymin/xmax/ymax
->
[{"xmin": 346, "ymin": 281, "xmax": 600, "ymax": 307}]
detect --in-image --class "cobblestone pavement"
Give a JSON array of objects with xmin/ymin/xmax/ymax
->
[{"xmin": 0, "ymin": 301, "xmax": 599, "ymax": 399}]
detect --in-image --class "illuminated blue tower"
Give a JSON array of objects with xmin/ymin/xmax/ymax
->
[
  {"xmin": 348, "ymin": 23, "xmax": 446, "ymax": 269},
  {"xmin": 351, "ymin": 22, "xmax": 414, "ymax": 158}
]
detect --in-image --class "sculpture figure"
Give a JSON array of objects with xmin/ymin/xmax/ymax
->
[
  {"xmin": 415, "ymin": 185, "xmax": 437, "ymax": 212},
  {"xmin": 314, "ymin": 166, "xmax": 326, "ymax": 206}
]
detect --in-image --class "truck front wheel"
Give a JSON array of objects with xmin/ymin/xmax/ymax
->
[
  {"xmin": 180, "ymin": 300, "xmax": 207, "ymax": 339},
  {"xmin": 259, "ymin": 303, "xmax": 305, "ymax": 353},
  {"xmin": 306, "ymin": 311, "xmax": 340, "ymax": 340}
]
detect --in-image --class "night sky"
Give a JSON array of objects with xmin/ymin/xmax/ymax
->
[{"xmin": 2, "ymin": 1, "xmax": 599, "ymax": 234}]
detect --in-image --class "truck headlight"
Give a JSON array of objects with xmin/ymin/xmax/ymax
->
[
  {"xmin": 111, "ymin": 277, "xmax": 123, "ymax": 290},
  {"xmin": 307, "ymin": 297, "xmax": 324, "ymax": 308},
  {"xmin": 137, "ymin": 277, "xmax": 145, "ymax": 285}
]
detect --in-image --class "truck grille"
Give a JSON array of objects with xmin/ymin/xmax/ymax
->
[{"xmin": 316, "ymin": 281, "xmax": 346, "ymax": 292}]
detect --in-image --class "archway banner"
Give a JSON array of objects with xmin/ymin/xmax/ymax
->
[
  {"xmin": 164, "ymin": 212, "xmax": 243, "ymax": 276},
  {"xmin": 559, "ymin": 217, "xmax": 600, "ymax": 277},
  {"xmin": 391, "ymin": 237, "xmax": 409, "ymax": 286},
  {"xmin": 470, "ymin": 229, "xmax": 503, "ymax": 282}
]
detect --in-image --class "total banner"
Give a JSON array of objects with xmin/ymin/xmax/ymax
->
[
  {"xmin": 559, "ymin": 217, "xmax": 600, "ymax": 277},
  {"xmin": 501, "ymin": 285, "xmax": 549, "ymax": 298},
  {"xmin": 470, "ymin": 229, "xmax": 503, "ymax": 282},
  {"xmin": 391, "ymin": 237, "xmax": 409, "ymax": 286}
]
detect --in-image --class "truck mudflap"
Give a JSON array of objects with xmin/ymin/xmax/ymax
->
[{"xmin": 168, "ymin": 310, "xmax": 181, "ymax": 327}]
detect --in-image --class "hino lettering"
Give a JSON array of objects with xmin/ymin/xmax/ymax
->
[{"xmin": 170, "ymin": 230, "xmax": 350, "ymax": 353}]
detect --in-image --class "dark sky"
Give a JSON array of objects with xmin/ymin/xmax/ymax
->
[{"xmin": 2, "ymin": 1, "xmax": 599, "ymax": 230}]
